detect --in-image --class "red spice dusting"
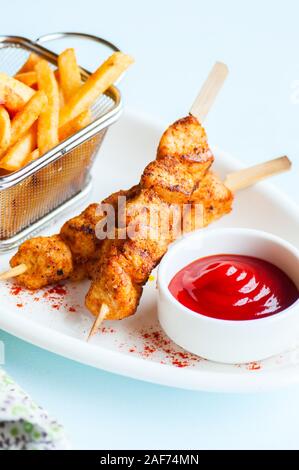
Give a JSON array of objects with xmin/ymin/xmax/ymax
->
[
  {"xmin": 247, "ymin": 361, "xmax": 261, "ymax": 371},
  {"xmin": 143, "ymin": 345, "xmax": 156, "ymax": 356},
  {"xmin": 171, "ymin": 358, "xmax": 190, "ymax": 368},
  {"xmin": 175, "ymin": 352, "xmax": 190, "ymax": 360},
  {"xmin": 41, "ymin": 284, "xmax": 69, "ymax": 311},
  {"xmin": 7, "ymin": 281, "xmax": 199, "ymax": 370},
  {"xmin": 152, "ymin": 331, "xmax": 160, "ymax": 340},
  {"xmin": 126, "ymin": 328, "xmax": 201, "ymax": 368},
  {"xmin": 100, "ymin": 326, "xmax": 116, "ymax": 334},
  {"xmin": 47, "ymin": 285, "xmax": 67, "ymax": 296},
  {"xmin": 8, "ymin": 281, "xmax": 84, "ymax": 316},
  {"xmin": 10, "ymin": 285, "xmax": 23, "ymax": 296}
]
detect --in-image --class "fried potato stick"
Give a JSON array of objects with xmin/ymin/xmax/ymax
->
[
  {"xmin": 59, "ymin": 52, "xmax": 133, "ymax": 126},
  {"xmin": 36, "ymin": 61, "xmax": 59, "ymax": 154}
]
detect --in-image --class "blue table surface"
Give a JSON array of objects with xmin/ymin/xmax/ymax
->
[{"xmin": 1, "ymin": 0, "xmax": 299, "ymax": 450}]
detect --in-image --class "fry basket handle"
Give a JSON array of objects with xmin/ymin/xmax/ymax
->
[{"xmin": 35, "ymin": 32, "xmax": 120, "ymax": 52}]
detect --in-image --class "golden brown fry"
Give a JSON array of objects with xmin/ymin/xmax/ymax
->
[
  {"xmin": 0, "ymin": 73, "xmax": 34, "ymax": 112},
  {"xmin": 36, "ymin": 61, "xmax": 59, "ymax": 155},
  {"xmin": 24, "ymin": 148, "xmax": 40, "ymax": 164},
  {"xmin": 59, "ymin": 109, "xmax": 91, "ymax": 141},
  {"xmin": 0, "ymin": 105, "xmax": 11, "ymax": 154},
  {"xmin": 15, "ymin": 72, "xmax": 37, "ymax": 87},
  {"xmin": 9, "ymin": 91, "xmax": 47, "ymax": 148},
  {"xmin": 60, "ymin": 52, "xmax": 134, "ymax": 126},
  {"xmin": 54, "ymin": 70, "xmax": 65, "ymax": 109},
  {"xmin": 58, "ymin": 48, "xmax": 82, "ymax": 102},
  {"xmin": 17, "ymin": 53, "xmax": 42, "ymax": 74},
  {"xmin": 0, "ymin": 127, "xmax": 36, "ymax": 172}
]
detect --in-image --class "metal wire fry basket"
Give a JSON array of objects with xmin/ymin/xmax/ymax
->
[{"xmin": 0, "ymin": 33, "xmax": 122, "ymax": 251}]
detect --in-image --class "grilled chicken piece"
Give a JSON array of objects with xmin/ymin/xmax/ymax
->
[
  {"xmin": 157, "ymin": 115, "xmax": 214, "ymax": 178},
  {"xmin": 191, "ymin": 172, "xmax": 233, "ymax": 227},
  {"xmin": 60, "ymin": 185, "xmax": 140, "ymax": 264},
  {"xmin": 60, "ymin": 202, "xmax": 100, "ymax": 264},
  {"xmin": 141, "ymin": 155, "xmax": 196, "ymax": 203},
  {"xmin": 60, "ymin": 190, "xmax": 126, "ymax": 264},
  {"xmin": 68, "ymin": 259, "xmax": 98, "ymax": 282},
  {"xmin": 10, "ymin": 235, "xmax": 73, "ymax": 289},
  {"xmin": 85, "ymin": 238, "xmax": 143, "ymax": 320}
]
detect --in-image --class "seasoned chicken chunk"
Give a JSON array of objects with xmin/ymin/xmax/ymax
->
[
  {"xmin": 157, "ymin": 115, "xmax": 214, "ymax": 178},
  {"xmin": 191, "ymin": 172, "xmax": 233, "ymax": 226},
  {"xmin": 10, "ymin": 235, "xmax": 73, "ymax": 289},
  {"xmin": 60, "ymin": 186, "xmax": 140, "ymax": 263},
  {"xmin": 141, "ymin": 155, "xmax": 196, "ymax": 203},
  {"xmin": 85, "ymin": 240, "xmax": 143, "ymax": 320}
]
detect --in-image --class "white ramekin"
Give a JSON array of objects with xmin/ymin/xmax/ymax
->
[{"xmin": 157, "ymin": 228, "xmax": 299, "ymax": 364}]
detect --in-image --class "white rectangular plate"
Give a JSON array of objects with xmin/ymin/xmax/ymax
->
[{"xmin": 0, "ymin": 110, "xmax": 299, "ymax": 393}]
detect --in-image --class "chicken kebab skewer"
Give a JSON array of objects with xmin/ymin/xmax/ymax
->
[
  {"xmin": 0, "ymin": 148, "xmax": 290, "ymax": 291},
  {"xmin": 1, "ymin": 61, "xmax": 289, "ymax": 289},
  {"xmin": 83, "ymin": 58, "xmax": 291, "ymax": 336},
  {"xmin": 0, "ymin": 64, "xmax": 291, "ymax": 339},
  {"xmin": 0, "ymin": 61, "xmax": 230, "ymax": 287},
  {"xmin": 85, "ymin": 125, "xmax": 291, "ymax": 338},
  {"xmin": 1, "ymin": 149, "xmax": 289, "ymax": 287}
]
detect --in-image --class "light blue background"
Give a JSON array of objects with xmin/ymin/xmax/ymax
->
[{"xmin": 1, "ymin": 0, "xmax": 299, "ymax": 450}]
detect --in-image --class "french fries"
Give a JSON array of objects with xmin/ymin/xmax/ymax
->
[
  {"xmin": 0, "ymin": 73, "xmax": 34, "ymax": 112},
  {"xmin": 16, "ymin": 53, "xmax": 42, "ymax": 74},
  {"xmin": 58, "ymin": 48, "xmax": 82, "ymax": 102},
  {"xmin": 36, "ymin": 61, "xmax": 59, "ymax": 154},
  {"xmin": 25, "ymin": 148, "xmax": 39, "ymax": 164},
  {"xmin": 60, "ymin": 52, "xmax": 134, "ymax": 126},
  {"xmin": 59, "ymin": 109, "xmax": 91, "ymax": 141},
  {"xmin": 15, "ymin": 72, "xmax": 37, "ymax": 87},
  {"xmin": 0, "ymin": 127, "xmax": 36, "ymax": 171},
  {"xmin": 0, "ymin": 106, "xmax": 11, "ymax": 154},
  {"xmin": 54, "ymin": 70, "xmax": 65, "ymax": 109},
  {"xmin": 0, "ymin": 48, "xmax": 133, "ymax": 174},
  {"xmin": 9, "ymin": 91, "xmax": 47, "ymax": 149}
]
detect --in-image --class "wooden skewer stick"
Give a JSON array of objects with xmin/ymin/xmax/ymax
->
[
  {"xmin": 224, "ymin": 156, "xmax": 292, "ymax": 192},
  {"xmin": 87, "ymin": 303, "xmax": 110, "ymax": 341},
  {"xmin": 0, "ymin": 263, "xmax": 27, "ymax": 280},
  {"xmin": 189, "ymin": 61, "xmax": 229, "ymax": 122}
]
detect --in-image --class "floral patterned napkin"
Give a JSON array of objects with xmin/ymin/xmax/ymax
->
[{"xmin": 0, "ymin": 368, "xmax": 70, "ymax": 450}]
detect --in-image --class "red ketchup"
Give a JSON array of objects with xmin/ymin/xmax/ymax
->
[{"xmin": 169, "ymin": 254, "xmax": 299, "ymax": 321}]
